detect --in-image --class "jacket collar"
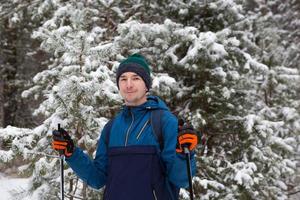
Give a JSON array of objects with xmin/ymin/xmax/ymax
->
[{"xmin": 121, "ymin": 95, "xmax": 169, "ymax": 115}]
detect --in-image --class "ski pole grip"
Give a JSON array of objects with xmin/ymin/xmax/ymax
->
[{"xmin": 57, "ymin": 123, "xmax": 64, "ymax": 156}]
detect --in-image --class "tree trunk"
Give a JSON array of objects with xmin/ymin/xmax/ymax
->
[
  {"xmin": 82, "ymin": 182, "xmax": 87, "ymax": 199},
  {"xmin": 0, "ymin": 80, "xmax": 4, "ymax": 128}
]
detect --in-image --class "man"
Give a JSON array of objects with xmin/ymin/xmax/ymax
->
[{"xmin": 52, "ymin": 54, "xmax": 197, "ymax": 200}]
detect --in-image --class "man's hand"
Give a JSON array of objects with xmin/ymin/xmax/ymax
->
[
  {"xmin": 176, "ymin": 125, "xmax": 198, "ymax": 153},
  {"xmin": 52, "ymin": 128, "xmax": 74, "ymax": 157}
]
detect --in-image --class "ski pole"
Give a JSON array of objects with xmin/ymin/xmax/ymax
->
[
  {"xmin": 183, "ymin": 146, "xmax": 194, "ymax": 200},
  {"xmin": 58, "ymin": 123, "xmax": 64, "ymax": 200}
]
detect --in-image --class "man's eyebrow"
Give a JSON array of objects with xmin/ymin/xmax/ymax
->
[{"xmin": 120, "ymin": 74, "xmax": 140, "ymax": 78}]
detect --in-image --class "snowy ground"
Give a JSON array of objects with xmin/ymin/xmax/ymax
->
[
  {"xmin": 1, "ymin": 173, "xmax": 299, "ymax": 200},
  {"xmin": 0, "ymin": 173, "xmax": 31, "ymax": 200}
]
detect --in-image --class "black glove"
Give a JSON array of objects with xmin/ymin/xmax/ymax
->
[
  {"xmin": 176, "ymin": 125, "xmax": 198, "ymax": 153},
  {"xmin": 52, "ymin": 128, "xmax": 74, "ymax": 157}
]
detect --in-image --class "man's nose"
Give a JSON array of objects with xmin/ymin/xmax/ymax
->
[{"xmin": 126, "ymin": 79, "xmax": 133, "ymax": 88}]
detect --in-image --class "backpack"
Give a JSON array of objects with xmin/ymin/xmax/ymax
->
[{"xmin": 104, "ymin": 109, "xmax": 164, "ymax": 150}]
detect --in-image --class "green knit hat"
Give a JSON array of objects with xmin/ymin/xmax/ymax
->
[{"xmin": 116, "ymin": 54, "xmax": 152, "ymax": 90}]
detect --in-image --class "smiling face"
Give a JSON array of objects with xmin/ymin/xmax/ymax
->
[{"xmin": 118, "ymin": 72, "xmax": 148, "ymax": 106}]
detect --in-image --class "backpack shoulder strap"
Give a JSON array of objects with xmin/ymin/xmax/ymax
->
[
  {"xmin": 104, "ymin": 119, "xmax": 114, "ymax": 148},
  {"xmin": 150, "ymin": 109, "xmax": 164, "ymax": 150}
]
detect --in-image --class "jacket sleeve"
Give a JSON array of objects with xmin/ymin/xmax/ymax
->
[
  {"xmin": 160, "ymin": 112, "xmax": 196, "ymax": 188},
  {"xmin": 65, "ymin": 124, "xmax": 110, "ymax": 189}
]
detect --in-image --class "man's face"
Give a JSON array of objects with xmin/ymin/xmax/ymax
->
[{"xmin": 118, "ymin": 72, "xmax": 148, "ymax": 106}]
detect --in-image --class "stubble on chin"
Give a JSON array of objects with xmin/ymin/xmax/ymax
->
[{"xmin": 124, "ymin": 93, "xmax": 147, "ymax": 106}]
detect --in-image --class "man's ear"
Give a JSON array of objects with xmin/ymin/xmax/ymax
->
[{"xmin": 145, "ymin": 87, "xmax": 149, "ymax": 94}]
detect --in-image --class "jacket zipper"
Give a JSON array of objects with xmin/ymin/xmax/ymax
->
[
  {"xmin": 136, "ymin": 120, "xmax": 149, "ymax": 140},
  {"xmin": 125, "ymin": 110, "xmax": 134, "ymax": 146},
  {"xmin": 152, "ymin": 189, "xmax": 158, "ymax": 200}
]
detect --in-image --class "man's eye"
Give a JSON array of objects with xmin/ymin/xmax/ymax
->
[
  {"xmin": 120, "ymin": 78, "xmax": 127, "ymax": 81},
  {"xmin": 133, "ymin": 77, "xmax": 140, "ymax": 80}
]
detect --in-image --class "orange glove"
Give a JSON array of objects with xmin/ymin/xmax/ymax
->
[
  {"xmin": 176, "ymin": 125, "xmax": 198, "ymax": 153},
  {"xmin": 52, "ymin": 128, "xmax": 74, "ymax": 157}
]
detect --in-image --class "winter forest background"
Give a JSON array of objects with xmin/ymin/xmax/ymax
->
[{"xmin": 0, "ymin": 0, "xmax": 299, "ymax": 199}]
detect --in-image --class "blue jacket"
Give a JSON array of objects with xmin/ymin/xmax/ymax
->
[{"xmin": 66, "ymin": 96, "xmax": 196, "ymax": 199}]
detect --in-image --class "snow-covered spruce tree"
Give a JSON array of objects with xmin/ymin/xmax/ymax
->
[
  {"xmin": 0, "ymin": 1, "xmax": 62, "ymax": 178},
  {"xmin": 19, "ymin": 1, "xmax": 124, "ymax": 199},
  {"xmin": 0, "ymin": 0, "xmax": 60, "ymax": 186},
  {"xmin": 178, "ymin": 1, "xmax": 299, "ymax": 199},
  {"xmin": 250, "ymin": 0, "xmax": 300, "ymax": 70},
  {"xmin": 243, "ymin": 0, "xmax": 300, "ymax": 198},
  {"xmin": 0, "ymin": 0, "xmax": 55, "ymax": 127}
]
